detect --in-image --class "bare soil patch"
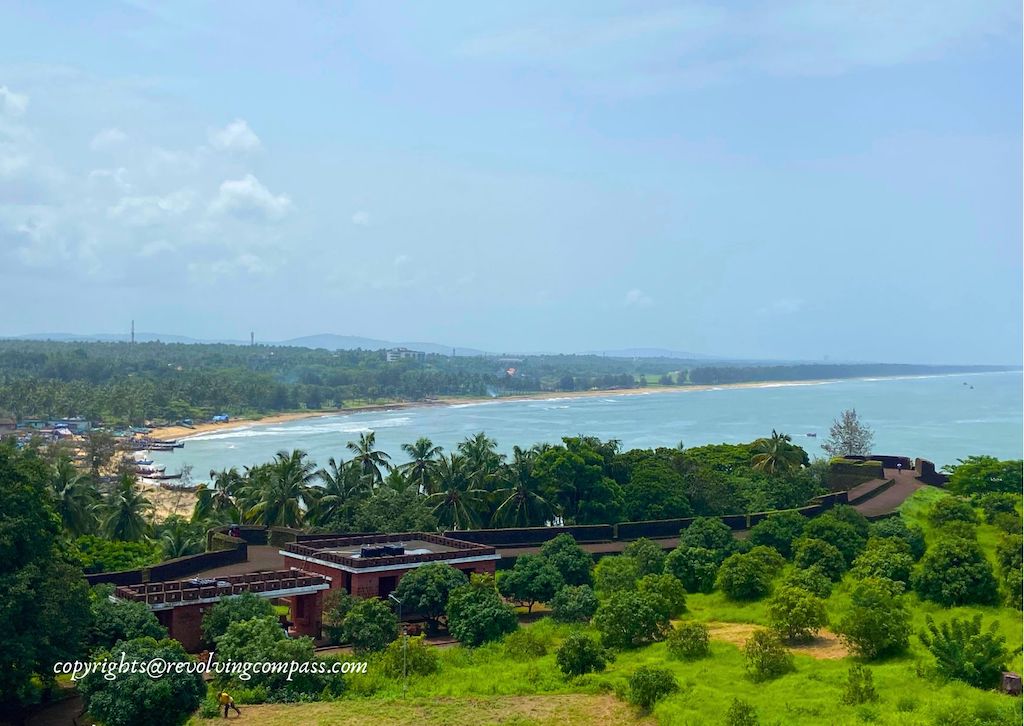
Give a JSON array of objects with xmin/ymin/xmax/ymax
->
[{"xmin": 707, "ymin": 621, "xmax": 849, "ymax": 659}]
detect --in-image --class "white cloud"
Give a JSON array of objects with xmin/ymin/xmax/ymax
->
[
  {"xmin": 108, "ymin": 189, "xmax": 194, "ymax": 226},
  {"xmin": 351, "ymin": 210, "xmax": 370, "ymax": 226},
  {"xmin": 209, "ymin": 119, "xmax": 261, "ymax": 152},
  {"xmin": 209, "ymin": 174, "xmax": 293, "ymax": 220},
  {"xmin": 90, "ymin": 127, "xmax": 128, "ymax": 150},
  {"xmin": 0, "ymin": 86, "xmax": 28, "ymax": 116},
  {"xmin": 624, "ymin": 288, "xmax": 654, "ymax": 308}
]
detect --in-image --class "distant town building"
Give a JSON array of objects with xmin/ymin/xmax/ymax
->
[
  {"xmin": 385, "ymin": 347, "xmax": 425, "ymax": 363},
  {"xmin": 0, "ymin": 417, "xmax": 16, "ymax": 434}
]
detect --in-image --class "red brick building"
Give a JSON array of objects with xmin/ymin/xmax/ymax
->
[{"xmin": 281, "ymin": 532, "xmax": 499, "ymax": 599}]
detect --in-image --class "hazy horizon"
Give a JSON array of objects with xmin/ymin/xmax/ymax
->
[{"xmin": 2, "ymin": 2, "xmax": 1021, "ymax": 365}]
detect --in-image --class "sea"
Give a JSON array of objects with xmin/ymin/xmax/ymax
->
[{"xmin": 151, "ymin": 371, "xmax": 1023, "ymax": 483}]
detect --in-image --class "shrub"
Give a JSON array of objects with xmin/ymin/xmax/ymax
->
[
  {"xmin": 919, "ymin": 614, "xmax": 1009, "ymax": 689},
  {"xmin": 680, "ymin": 517, "xmax": 735, "ymax": 559},
  {"xmin": 88, "ymin": 584, "xmax": 167, "ymax": 652},
  {"xmin": 995, "ymin": 534, "xmax": 1023, "ymax": 610},
  {"xmin": 945, "ymin": 455, "xmax": 1023, "ymax": 496},
  {"xmin": 870, "ymin": 516, "xmax": 926, "ymax": 560},
  {"xmin": 665, "ymin": 546, "xmax": 719, "ymax": 594},
  {"xmin": 666, "ymin": 620, "xmax": 710, "ymax": 660},
  {"xmin": 555, "ymin": 632, "xmax": 608, "ymax": 677},
  {"xmin": 974, "ymin": 492, "xmax": 1020, "ymax": 522},
  {"xmin": 725, "ymin": 697, "xmax": 759, "ymax": 726},
  {"xmin": 990, "ymin": 511, "xmax": 1023, "ymax": 535},
  {"xmin": 850, "ymin": 537, "xmax": 914, "ymax": 588},
  {"xmin": 927, "ymin": 497, "xmax": 980, "ymax": 527},
  {"xmin": 497, "ymin": 555, "xmax": 564, "ymax": 612},
  {"xmin": 340, "ymin": 597, "xmax": 398, "ymax": 655},
  {"xmin": 743, "ymin": 629, "xmax": 794, "ymax": 682},
  {"xmin": 378, "ymin": 634, "xmax": 439, "ymax": 678},
  {"xmin": 593, "ymin": 555, "xmax": 638, "ymax": 595},
  {"xmin": 550, "ymin": 584, "xmax": 599, "ymax": 623},
  {"xmin": 623, "ymin": 538, "xmax": 667, "ymax": 576},
  {"xmin": 213, "ymin": 616, "xmax": 330, "ymax": 696},
  {"xmin": 393, "ymin": 562, "xmax": 468, "ymax": 630},
  {"xmin": 793, "ymin": 537, "xmax": 846, "ymax": 581},
  {"xmin": 446, "ymin": 574, "xmax": 518, "ymax": 647},
  {"xmin": 841, "ymin": 664, "xmax": 878, "ymax": 705},
  {"xmin": 628, "ymin": 666, "xmax": 678, "ymax": 711},
  {"xmin": 201, "ymin": 591, "xmax": 276, "ymax": 647},
  {"xmin": 826, "ymin": 505, "xmax": 871, "ymax": 539},
  {"xmin": 540, "ymin": 533, "xmax": 594, "ymax": 586},
  {"xmin": 717, "ymin": 552, "xmax": 772, "ymax": 601},
  {"xmin": 636, "ymin": 573, "xmax": 687, "ymax": 619},
  {"xmin": 322, "ymin": 588, "xmax": 356, "ymax": 644},
  {"xmin": 745, "ymin": 545, "xmax": 786, "ymax": 575},
  {"xmin": 503, "ymin": 628, "xmax": 548, "ymax": 658},
  {"xmin": 782, "ymin": 566, "xmax": 833, "ymax": 599},
  {"xmin": 593, "ymin": 591, "xmax": 667, "ymax": 649},
  {"xmin": 748, "ymin": 510, "xmax": 807, "ymax": 558},
  {"xmin": 802, "ymin": 516, "xmax": 865, "ymax": 566},
  {"xmin": 835, "ymin": 578, "xmax": 911, "ymax": 659},
  {"xmin": 913, "ymin": 538, "xmax": 1000, "ymax": 606},
  {"xmin": 767, "ymin": 585, "xmax": 828, "ymax": 642}
]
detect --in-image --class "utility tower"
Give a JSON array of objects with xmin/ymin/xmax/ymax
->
[{"xmin": 131, "ymin": 320, "xmax": 135, "ymax": 345}]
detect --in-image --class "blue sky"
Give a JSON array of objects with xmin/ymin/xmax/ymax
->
[{"xmin": 1, "ymin": 1, "xmax": 1020, "ymax": 363}]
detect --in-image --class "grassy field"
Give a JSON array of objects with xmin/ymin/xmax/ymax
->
[{"xmin": 193, "ymin": 488, "xmax": 1022, "ymax": 725}]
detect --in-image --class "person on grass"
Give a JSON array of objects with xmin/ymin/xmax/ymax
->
[{"xmin": 218, "ymin": 691, "xmax": 241, "ymax": 718}]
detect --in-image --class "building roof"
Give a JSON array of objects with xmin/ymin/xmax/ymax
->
[{"xmin": 283, "ymin": 532, "xmax": 498, "ymax": 572}]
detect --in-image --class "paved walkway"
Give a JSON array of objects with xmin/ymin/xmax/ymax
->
[{"xmin": 852, "ymin": 469, "xmax": 924, "ymax": 518}]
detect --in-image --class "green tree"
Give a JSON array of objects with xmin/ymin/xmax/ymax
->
[
  {"xmin": 593, "ymin": 555, "xmax": 639, "ymax": 596},
  {"xmin": 310, "ymin": 457, "xmax": 370, "ymax": 526},
  {"xmin": 743, "ymin": 629, "xmax": 794, "ymax": 682},
  {"xmin": 79, "ymin": 637, "xmax": 204, "ymax": 726},
  {"xmin": 322, "ymin": 588, "xmax": 356, "ymax": 645},
  {"xmin": 628, "ymin": 666, "xmax": 678, "ymax": 712},
  {"xmin": 716, "ymin": 552, "xmax": 773, "ymax": 601},
  {"xmin": 666, "ymin": 620, "xmax": 710, "ymax": 660},
  {"xmin": 821, "ymin": 409, "xmax": 874, "ymax": 457},
  {"xmin": 623, "ymin": 537, "xmax": 666, "ymax": 576},
  {"xmin": 84, "ymin": 430, "xmax": 119, "ymax": 478},
  {"xmin": 346, "ymin": 431, "xmax": 393, "ymax": 484},
  {"xmin": 379, "ymin": 634, "xmax": 439, "ymax": 678},
  {"xmin": 913, "ymin": 537, "xmax": 1000, "ymax": 606},
  {"xmin": 102, "ymin": 472, "xmax": 152, "ymax": 541},
  {"xmin": 555, "ymin": 632, "xmax": 608, "ymax": 677},
  {"xmin": 549, "ymin": 584, "xmax": 599, "ymax": 623},
  {"xmin": 745, "ymin": 545, "xmax": 786, "ymax": 576},
  {"xmin": 593, "ymin": 591, "xmax": 667, "ymax": 649},
  {"xmin": 945, "ymin": 456, "xmax": 1023, "ymax": 496},
  {"xmin": 340, "ymin": 597, "xmax": 398, "ymax": 654},
  {"xmin": 841, "ymin": 664, "xmax": 879, "ymax": 705},
  {"xmin": 870, "ymin": 516, "xmax": 926, "ymax": 560},
  {"xmin": 802, "ymin": 516, "xmax": 865, "ymax": 566},
  {"xmin": 637, "ymin": 573, "xmax": 687, "ymax": 619},
  {"xmin": 767, "ymin": 585, "xmax": 828, "ymax": 642},
  {"xmin": 426, "ymin": 454, "xmax": 485, "ymax": 530},
  {"xmin": 498, "ymin": 555, "xmax": 564, "ymax": 612},
  {"xmin": 244, "ymin": 449, "xmax": 319, "ymax": 528},
  {"xmin": 492, "ymin": 446, "xmax": 553, "ymax": 527},
  {"xmin": 850, "ymin": 537, "xmax": 914, "ymax": 588},
  {"xmin": 400, "ymin": 437, "xmax": 443, "ymax": 492},
  {"xmin": 50, "ymin": 455, "xmax": 97, "ymax": 536},
  {"xmin": 201, "ymin": 591, "xmax": 276, "ymax": 646},
  {"xmin": 621, "ymin": 457, "xmax": 692, "ymax": 521},
  {"xmin": 725, "ymin": 698, "xmax": 760, "ymax": 726},
  {"xmin": 665, "ymin": 546, "xmax": 719, "ymax": 594},
  {"xmin": 927, "ymin": 496, "xmax": 979, "ymax": 527},
  {"xmin": 919, "ymin": 614, "xmax": 1008, "ymax": 689},
  {"xmin": 192, "ymin": 467, "xmax": 243, "ymax": 524},
  {"xmin": 834, "ymin": 578, "xmax": 911, "ymax": 659},
  {"xmin": 793, "ymin": 537, "xmax": 847, "ymax": 581},
  {"xmin": 680, "ymin": 517, "xmax": 735, "ymax": 559},
  {"xmin": 540, "ymin": 533, "xmax": 593, "ymax": 586},
  {"xmin": 748, "ymin": 511, "xmax": 807, "ymax": 558},
  {"xmin": 446, "ymin": 574, "xmax": 518, "ymax": 647},
  {"xmin": 781, "ymin": 566, "xmax": 833, "ymax": 599},
  {"xmin": 393, "ymin": 562, "xmax": 468, "ymax": 631},
  {"xmin": 156, "ymin": 515, "xmax": 205, "ymax": 559},
  {"xmin": 534, "ymin": 438, "xmax": 624, "ymax": 524},
  {"xmin": 88, "ymin": 584, "xmax": 167, "ymax": 652},
  {"xmin": 751, "ymin": 430, "xmax": 805, "ymax": 475}
]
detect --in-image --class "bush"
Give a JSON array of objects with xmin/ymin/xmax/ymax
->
[
  {"xmin": 665, "ymin": 546, "xmax": 719, "ymax": 594},
  {"xmin": 446, "ymin": 574, "xmax": 518, "ymax": 647},
  {"xmin": 623, "ymin": 538, "xmax": 667, "ymax": 576},
  {"xmin": 927, "ymin": 497, "xmax": 980, "ymax": 527},
  {"xmin": 725, "ymin": 697, "xmax": 759, "ymax": 726},
  {"xmin": 540, "ymin": 533, "xmax": 594, "ymax": 586},
  {"xmin": 393, "ymin": 562, "xmax": 468, "ymax": 630},
  {"xmin": 945, "ymin": 455, "xmax": 1023, "ymax": 496},
  {"xmin": 835, "ymin": 578, "xmax": 911, "ymax": 659},
  {"xmin": 767, "ymin": 585, "xmax": 828, "ymax": 642},
  {"xmin": 636, "ymin": 573, "xmax": 687, "ymax": 619},
  {"xmin": 556, "ymin": 631, "xmax": 608, "ymax": 677},
  {"xmin": 995, "ymin": 534, "xmax": 1023, "ymax": 610},
  {"xmin": 550, "ymin": 584, "xmax": 599, "ymax": 623},
  {"xmin": 628, "ymin": 666, "xmax": 678, "ymax": 711},
  {"xmin": 793, "ymin": 537, "xmax": 846, "ymax": 581},
  {"xmin": 974, "ymin": 492, "xmax": 1020, "ymax": 522},
  {"xmin": 322, "ymin": 588, "xmax": 356, "ymax": 644},
  {"xmin": 850, "ymin": 537, "xmax": 914, "ymax": 588},
  {"xmin": 841, "ymin": 664, "xmax": 878, "ymax": 705},
  {"xmin": 378, "ymin": 634, "xmax": 438, "ymax": 678},
  {"xmin": 748, "ymin": 511, "xmax": 807, "ymax": 558},
  {"xmin": 745, "ymin": 545, "xmax": 786, "ymax": 576},
  {"xmin": 73, "ymin": 535, "xmax": 161, "ymax": 574},
  {"xmin": 680, "ymin": 517, "xmax": 735, "ymax": 559},
  {"xmin": 88, "ymin": 584, "xmax": 167, "ymax": 652},
  {"xmin": 593, "ymin": 555, "xmax": 638, "ymax": 595},
  {"xmin": 781, "ymin": 566, "xmax": 833, "ymax": 599},
  {"xmin": 497, "ymin": 555, "xmax": 564, "ymax": 612},
  {"xmin": 802, "ymin": 516, "xmax": 865, "ymax": 566},
  {"xmin": 340, "ymin": 597, "xmax": 398, "ymax": 655},
  {"xmin": 201, "ymin": 591, "xmax": 275, "ymax": 646},
  {"xmin": 716, "ymin": 552, "xmax": 772, "ymax": 601},
  {"xmin": 990, "ymin": 511, "xmax": 1023, "ymax": 535},
  {"xmin": 503, "ymin": 628, "xmax": 548, "ymax": 658},
  {"xmin": 919, "ymin": 614, "xmax": 1009, "ymax": 689},
  {"xmin": 870, "ymin": 517, "xmax": 926, "ymax": 560},
  {"xmin": 826, "ymin": 505, "xmax": 871, "ymax": 539},
  {"xmin": 913, "ymin": 538, "xmax": 1000, "ymax": 606},
  {"xmin": 666, "ymin": 620, "xmax": 710, "ymax": 660},
  {"xmin": 593, "ymin": 591, "xmax": 667, "ymax": 649},
  {"xmin": 743, "ymin": 629, "xmax": 794, "ymax": 682}
]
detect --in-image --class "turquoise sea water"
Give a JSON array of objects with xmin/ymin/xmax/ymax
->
[{"xmin": 152, "ymin": 372, "xmax": 1022, "ymax": 482}]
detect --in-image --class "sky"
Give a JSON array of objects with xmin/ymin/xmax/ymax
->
[{"xmin": 0, "ymin": 1, "xmax": 1020, "ymax": 364}]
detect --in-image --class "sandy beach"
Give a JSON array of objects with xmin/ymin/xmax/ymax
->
[{"xmin": 147, "ymin": 377, "xmax": 856, "ymax": 441}]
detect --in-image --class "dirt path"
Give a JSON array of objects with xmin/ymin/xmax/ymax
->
[{"xmin": 706, "ymin": 621, "xmax": 849, "ymax": 659}]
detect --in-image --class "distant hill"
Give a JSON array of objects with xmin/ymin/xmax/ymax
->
[{"xmin": 584, "ymin": 347, "xmax": 717, "ymax": 360}]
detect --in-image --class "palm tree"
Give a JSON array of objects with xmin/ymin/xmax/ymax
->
[
  {"xmin": 425, "ymin": 454, "xmax": 485, "ymax": 530},
  {"xmin": 751, "ymin": 430, "xmax": 805, "ymax": 475},
  {"xmin": 382, "ymin": 467, "xmax": 415, "ymax": 493},
  {"xmin": 244, "ymin": 449, "xmax": 319, "ymax": 528},
  {"xmin": 102, "ymin": 472, "xmax": 153, "ymax": 541},
  {"xmin": 310, "ymin": 457, "xmax": 371, "ymax": 525},
  {"xmin": 158, "ymin": 516, "xmax": 204, "ymax": 558},
  {"xmin": 400, "ymin": 437, "xmax": 443, "ymax": 493},
  {"xmin": 492, "ymin": 446, "xmax": 552, "ymax": 527},
  {"xmin": 51, "ymin": 455, "xmax": 98, "ymax": 536},
  {"xmin": 346, "ymin": 432, "xmax": 392, "ymax": 484},
  {"xmin": 193, "ymin": 467, "xmax": 243, "ymax": 524}
]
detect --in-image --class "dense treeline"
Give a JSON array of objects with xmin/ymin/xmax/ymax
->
[{"xmin": 0, "ymin": 339, "xmax": 1006, "ymax": 425}]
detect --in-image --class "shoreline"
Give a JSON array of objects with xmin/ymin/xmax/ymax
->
[{"xmin": 148, "ymin": 371, "xmax": 1006, "ymax": 441}]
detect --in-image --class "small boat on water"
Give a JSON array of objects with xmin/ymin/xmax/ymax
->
[
  {"xmin": 805, "ymin": 433, "xmax": 817, "ymax": 437},
  {"xmin": 135, "ymin": 458, "xmax": 154, "ymax": 466},
  {"xmin": 148, "ymin": 472, "xmax": 183, "ymax": 481}
]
